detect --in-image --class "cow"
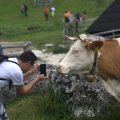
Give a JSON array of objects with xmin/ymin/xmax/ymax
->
[{"xmin": 57, "ymin": 34, "xmax": 120, "ymax": 102}]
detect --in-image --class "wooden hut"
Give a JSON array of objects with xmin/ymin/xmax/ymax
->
[{"xmin": 86, "ymin": 0, "xmax": 120, "ymax": 38}]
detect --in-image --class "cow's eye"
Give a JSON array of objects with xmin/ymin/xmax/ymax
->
[{"xmin": 74, "ymin": 48, "xmax": 80, "ymax": 54}]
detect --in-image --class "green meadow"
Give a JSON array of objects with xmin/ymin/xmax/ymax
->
[{"xmin": 0, "ymin": 0, "xmax": 114, "ymax": 51}]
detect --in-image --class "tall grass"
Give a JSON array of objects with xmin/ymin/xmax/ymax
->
[{"xmin": 6, "ymin": 80, "xmax": 77, "ymax": 120}]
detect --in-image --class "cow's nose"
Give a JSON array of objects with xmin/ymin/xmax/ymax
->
[
  {"xmin": 57, "ymin": 64, "xmax": 61, "ymax": 69},
  {"xmin": 57, "ymin": 64, "xmax": 61, "ymax": 72}
]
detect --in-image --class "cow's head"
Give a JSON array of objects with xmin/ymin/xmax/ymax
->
[{"xmin": 57, "ymin": 34, "xmax": 103, "ymax": 75}]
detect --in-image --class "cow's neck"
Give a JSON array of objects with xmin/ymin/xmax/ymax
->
[{"xmin": 96, "ymin": 40, "xmax": 120, "ymax": 81}]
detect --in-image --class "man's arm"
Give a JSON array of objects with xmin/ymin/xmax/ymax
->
[{"xmin": 15, "ymin": 74, "xmax": 48, "ymax": 96}]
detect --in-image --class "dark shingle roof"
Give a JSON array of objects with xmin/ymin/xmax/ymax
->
[{"xmin": 86, "ymin": 0, "xmax": 120, "ymax": 35}]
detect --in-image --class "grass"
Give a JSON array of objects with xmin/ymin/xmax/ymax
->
[
  {"xmin": 6, "ymin": 81, "xmax": 77, "ymax": 120},
  {"xmin": 5, "ymin": 82, "xmax": 120, "ymax": 120},
  {"xmin": 0, "ymin": 0, "xmax": 114, "ymax": 52},
  {"xmin": 0, "ymin": 0, "xmax": 117, "ymax": 119}
]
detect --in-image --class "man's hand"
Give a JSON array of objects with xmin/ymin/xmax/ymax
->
[
  {"xmin": 32, "ymin": 63, "xmax": 40, "ymax": 72},
  {"xmin": 36, "ymin": 74, "xmax": 48, "ymax": 81}
]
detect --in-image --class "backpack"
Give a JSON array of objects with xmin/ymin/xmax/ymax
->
[{"xmin": 0, "ymin": 54, "xmax": 19, "ymax": 90}]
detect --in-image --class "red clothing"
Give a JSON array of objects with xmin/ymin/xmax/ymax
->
[
  {"xmin": 67, "ymin": 10, "xmax": 71, "ymax": 16},
  {"xmin": 43, "ymin": 7, "xmax": 48, "ymax": 14}
]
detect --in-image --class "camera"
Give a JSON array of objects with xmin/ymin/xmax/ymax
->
[{"xmin": 40, "ymin": 64, "xmax": 46, "ymax": 76}]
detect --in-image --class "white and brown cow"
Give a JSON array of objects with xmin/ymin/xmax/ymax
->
[{"xmin": 57, "ymin": 34, "xmax": 120, "ymax": 102}]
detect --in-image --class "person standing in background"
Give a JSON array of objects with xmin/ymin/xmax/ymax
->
[
  {"xmin": 76, "ymin": 11, "xmax": 81, "ymax": 22},
  {"xmin": 24, "ymin": 4, "xmax": 28, "ymax": 16},
  {"xmin": 63, "ymin": 11, "xmax": 69, "ymax": 23},
  {"xmin": 20, "ymin": 4, "xmax": 25, "ymax": 16},
  {"xmin": 68, "ymin": 11, "xmax": 74, "ymax": 36},
  {"xmin": 43, "ymin": 6, "xmax": 49, "ymax": 21},
  {"xmin": 67, "ymin": 9, "xmax": 71, "ymax": 16},
  {"xmin": 50, "ymin": 6, "xmax": 55, "ymax": 18},
  {"xmin": 82, "ymin": 11, "xmax": 87, "ymax": 21},
  {"xmin": 68, "ymin": 11, "xmax": 74, "ymax": 23}
]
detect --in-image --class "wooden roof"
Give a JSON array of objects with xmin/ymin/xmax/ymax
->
[{"xmin": 86, "ymin": 0, "xmax": 120, "ymax": 36}]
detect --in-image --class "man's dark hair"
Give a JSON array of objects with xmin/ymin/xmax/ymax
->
[{"xmin": 18, "ymin": 51, "xmax": 37, "ymax": 65}]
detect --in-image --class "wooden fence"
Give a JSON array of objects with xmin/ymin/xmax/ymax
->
[
  {"xmin": 92, "ymin": 29, "xmax": 120, "ymax": 38},
  {"xmin": 61, "ymin": 22, "xmax": 80, "ymax": 48},
  {"xmin": 0, "ymin": 41, "xmax": 31, "ymax": 57},
  {"xmin": 61, "ymin": 18, "xmax": 98, "ymax": 48},
  {"xmin": 33, "ymin": 0, "xmax": 53, "ymax": 7}
]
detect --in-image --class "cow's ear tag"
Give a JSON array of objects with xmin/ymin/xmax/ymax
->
[
  {"xmin": 92, "ymin": 41, "xmax": 103, "ymax": 51},
  {"xmin": 94, "ymin": 47, "xmax": 99, "ymax": 52}
]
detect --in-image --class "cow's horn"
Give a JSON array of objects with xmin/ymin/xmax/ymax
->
[
  {"xmin": 86, "ymin": 74, "xmax": 95, "ymax": 83},
  {"xmin": 76, "ymin": 33, "xmax": 81, "ymax": 40},
  {"xmin": 65, "ymin": 35, "xmax": 77, "ymax": 41},
  {"xmin": 76, "ymin": 33, "xmax": 87, "ymax": 42}
]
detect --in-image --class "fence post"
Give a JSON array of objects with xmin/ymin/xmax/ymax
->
[{"xmin": 75, "ymin": 21, "xmax": 79, "ymax": 33}]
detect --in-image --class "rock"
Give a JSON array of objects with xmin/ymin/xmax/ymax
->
[{"xmin": 0, "ymin": 64, "xmax": 119, "ymax": 117}]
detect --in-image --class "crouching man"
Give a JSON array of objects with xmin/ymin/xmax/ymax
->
[{"xmin": 0, "ymin": 50, "xmax": 48, "ymax": 120}]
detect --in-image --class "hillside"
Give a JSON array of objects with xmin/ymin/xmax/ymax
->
[{"xmin": 0, "ymin": 0, "xmax": 114, "ymax": 51}]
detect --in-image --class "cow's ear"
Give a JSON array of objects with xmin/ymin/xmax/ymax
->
[
  {"xmin": 91, "ymin": 41, "xmax": 103, "ymax": 51},
  {"xmin": 85, "ymin": 40, "xmax": 103, "ymax": 51}
]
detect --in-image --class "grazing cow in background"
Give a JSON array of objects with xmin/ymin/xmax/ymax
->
[{"xmin": 57, "ymin": 34, "xmax": 120, "ymax": 102}]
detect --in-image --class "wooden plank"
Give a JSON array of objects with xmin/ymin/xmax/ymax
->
[{"xmin": 0, "ymin": 41, "xmax": 32, "ymax": 57}]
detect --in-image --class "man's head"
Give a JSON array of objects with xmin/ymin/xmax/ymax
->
[{"xmin": 18, "ymin": 51, "xmax": 37, "ymax": 73}]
